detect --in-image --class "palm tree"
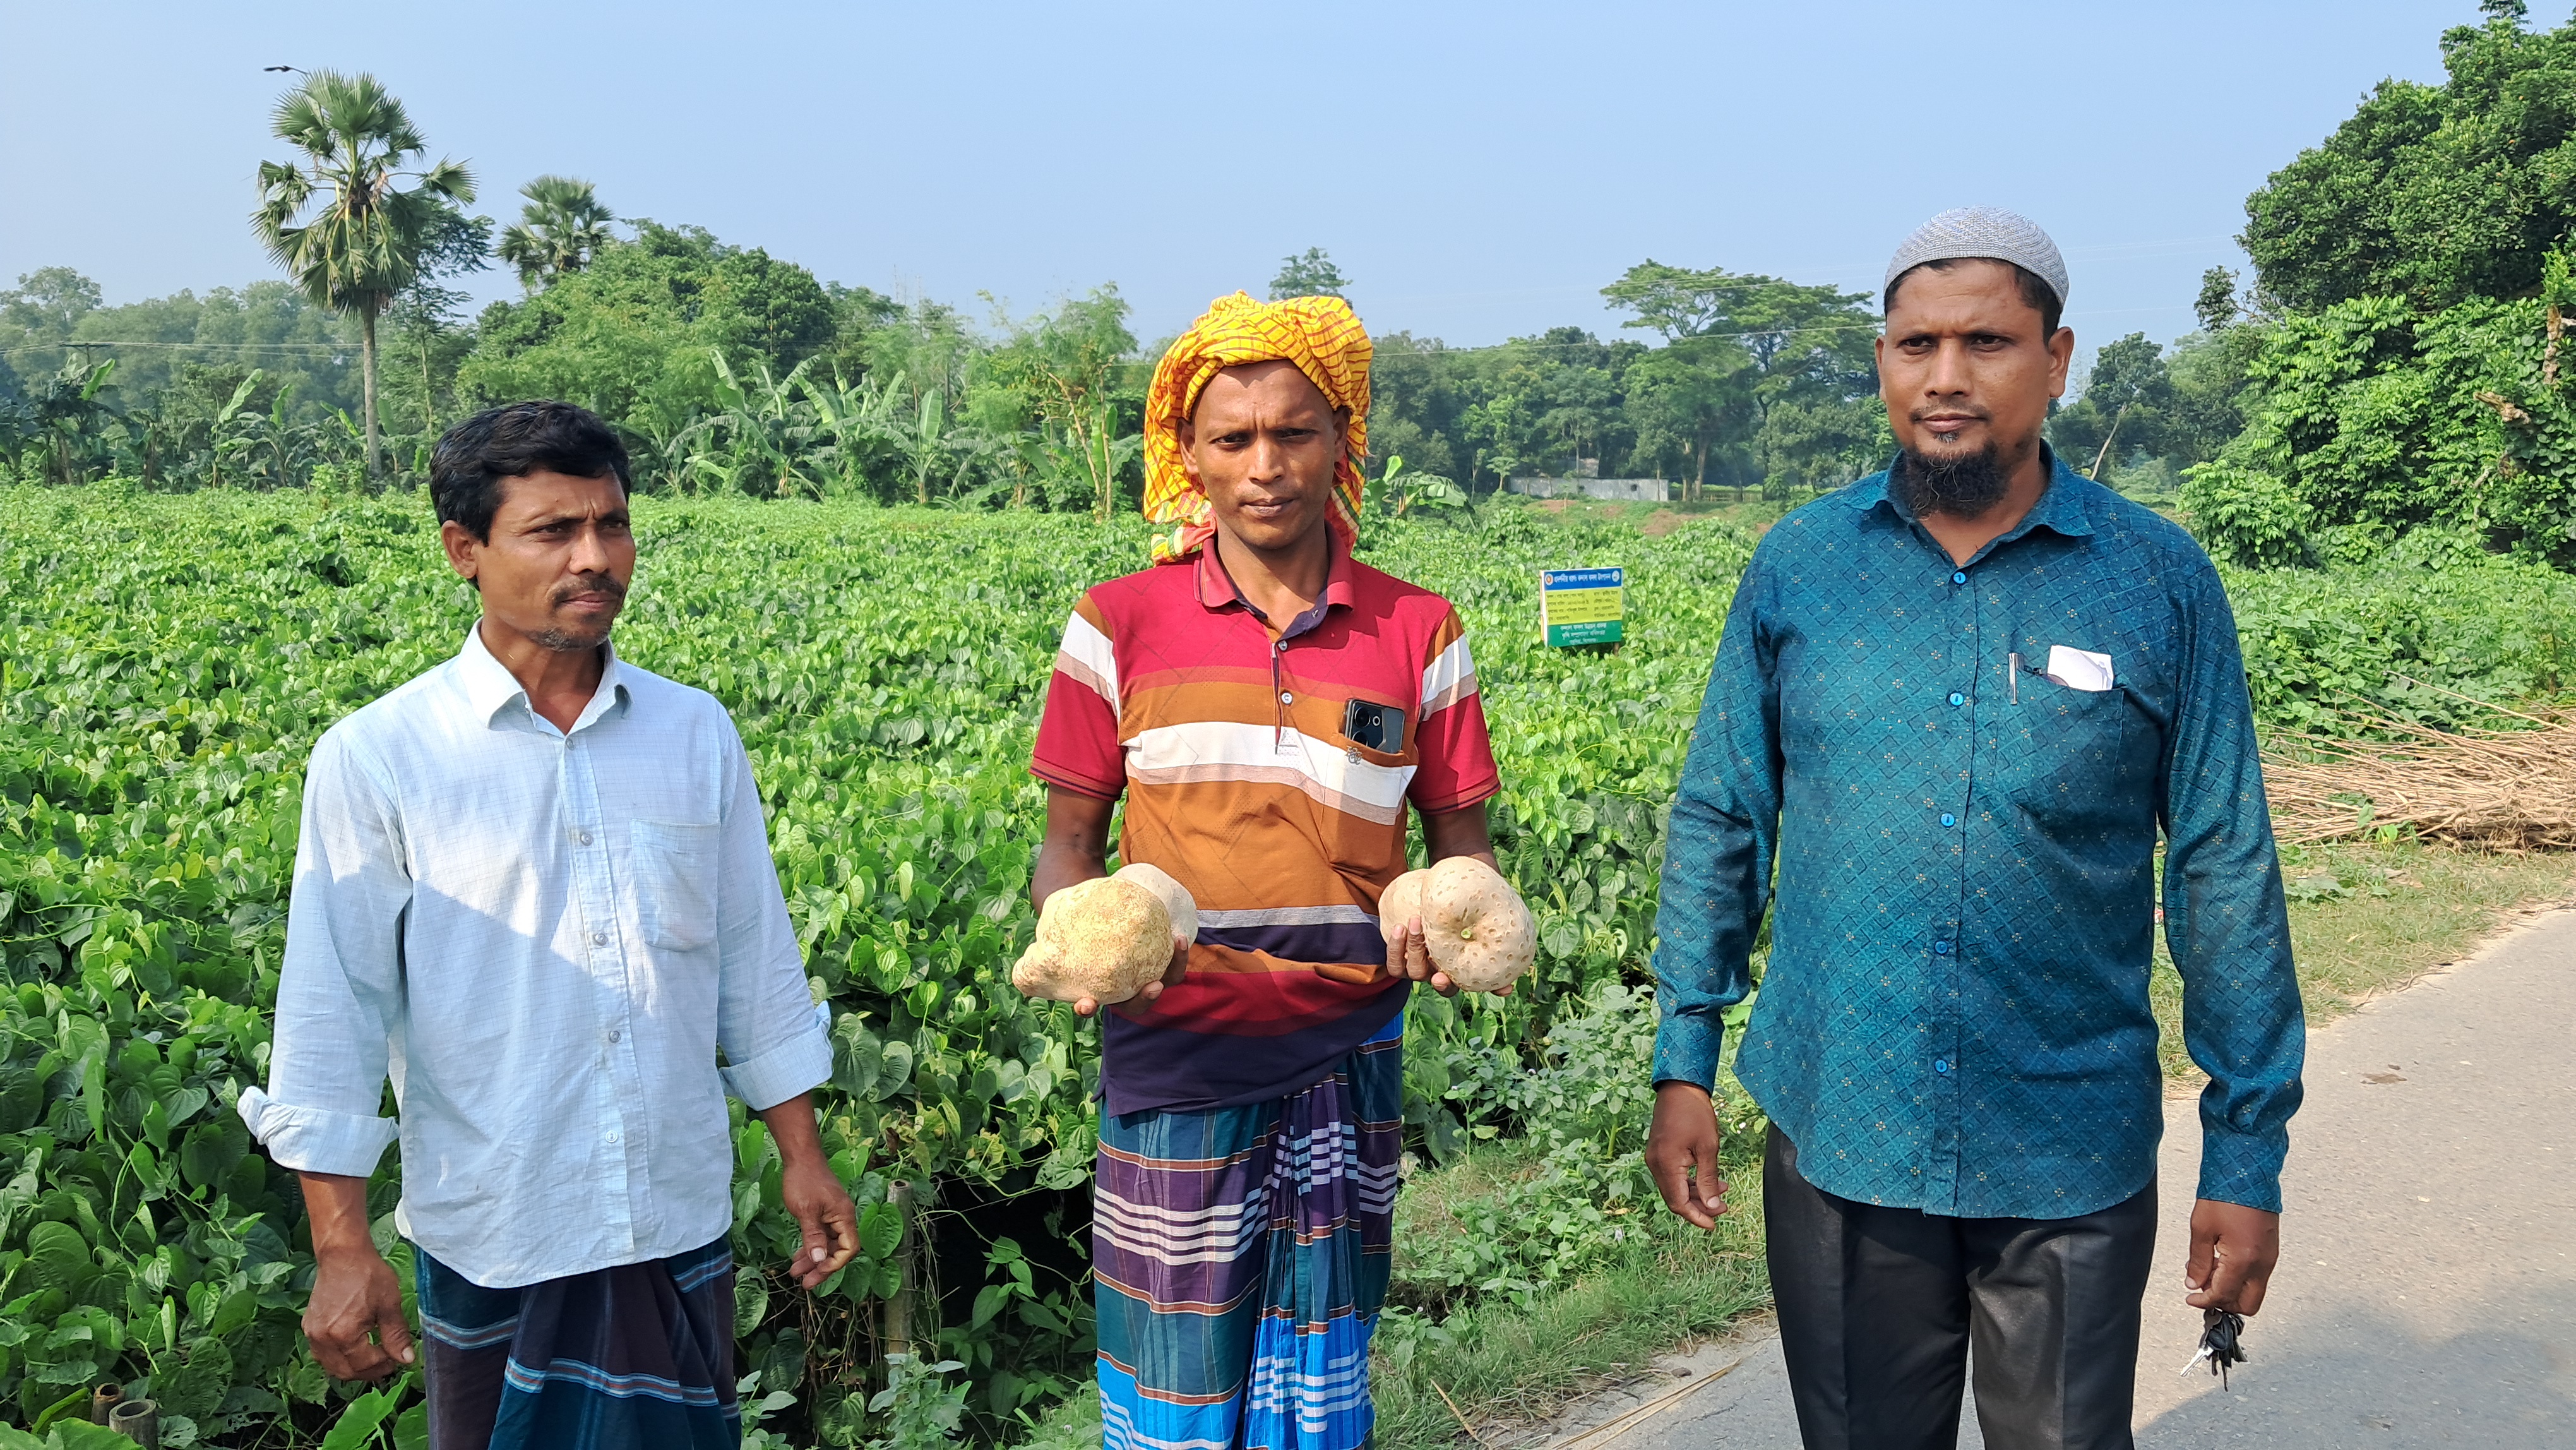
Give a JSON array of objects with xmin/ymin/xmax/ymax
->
[
  {"xmin": 252, "ymin": 71, "xmax": 474, "ymax": 479},
  {"xmin": 497, "ymin": 176, "xmax": 616, "ymax": 290}
]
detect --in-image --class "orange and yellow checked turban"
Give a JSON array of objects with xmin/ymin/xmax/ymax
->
[{"xmin": 1142, "ymin": 292, "xmax": 1372, "ymax": 562}]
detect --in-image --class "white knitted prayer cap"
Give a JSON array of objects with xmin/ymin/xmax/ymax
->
[{"xmin": 1883, "ymin": 207, "xmax": 2069, "ymax": 309}]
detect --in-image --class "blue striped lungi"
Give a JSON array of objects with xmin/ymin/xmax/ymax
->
[
  {"xmin": 414, "ymin": 1237, "xmax": 739, "ymax": 1450},
  {"xmin": 1092, "ymin": 1017, "xmax": 1403, "ymax": 1450}
]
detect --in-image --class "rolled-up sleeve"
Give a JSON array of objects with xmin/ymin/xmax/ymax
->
[
  {"xmin": 239, "ymin": 728, "xmax": 407, "ymax": 1177},
  {"xmin": 1650, "ymin": 553, "xmax": 1783, "ymax": 1089},
  {"xmin": 2161, "ymin": 561, "xmax": 2306, "ymax": 1211},
  {"xmin": 713, "ymin": 729, "xmax": 831, "ymax": 1110}
]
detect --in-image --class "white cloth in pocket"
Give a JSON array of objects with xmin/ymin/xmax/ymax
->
[{"xmin": 2043, "ymin": 645, "xmax": 2115, "ymax": 692}]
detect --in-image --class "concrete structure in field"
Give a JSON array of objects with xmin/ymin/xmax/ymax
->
[{"xmin": 1507, "ymin": 458, "xmax": 1672, "ymax": 503}]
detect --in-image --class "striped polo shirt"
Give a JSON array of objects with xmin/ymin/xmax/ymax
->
[{"xmin": 1031, "ymin": 534, "xmax": 1500, "ymax": 1117}]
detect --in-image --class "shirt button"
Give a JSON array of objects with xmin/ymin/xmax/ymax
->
[
  {"xmin": 1951, "ymin": 572, "xmax": 1967, "ymax": 585},
  {"xmin": 1279, "ymin": 691, "xmax": 1294, "ymax": 704},
  {"xmin": 1935, "ymin": 1058, "xmax": 1952, "ymax": 1075},
  {"xmin": 1933, "ymin": 939, "xmax": 1953, "ymax": 955},
  {"xmin": 1940, "ymin": 813, "xmax": 1956, "ymax": 828},
  {"xmin": 1947, "ymin": 692, "xmax": 1965, "ymax": 707},
  {"xmin": 604, "ymin": 1130, "xmax": 620, "ymax": 1144},
  {"xmin": 607, "ymin": 1028, "xmax": 621, "ymax": 1043},
  {"xmin": 591, "ymin": 931, "xmax": 607, "ymax": 946},
  {"xmin": 576, "ymin": 829, "xmax": 593, "ymax": 846}
]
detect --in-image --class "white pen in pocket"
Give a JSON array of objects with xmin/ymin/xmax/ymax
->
[{"xmin": 2008, "ymin": 652, "xmax": 2020, "ymax": 704}]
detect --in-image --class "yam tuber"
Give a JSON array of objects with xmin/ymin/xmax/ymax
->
[
  {"xmin": 1113, "ymin": 863, "xmax": 1198, "ymax": 949},
  {"xmin": 1377, "ymin": 856, "xmax": 1536, "ymax": 992},
  {"xmin": 1013, "ymin": 863, "xmax": 1198, "ymax": 1006}
]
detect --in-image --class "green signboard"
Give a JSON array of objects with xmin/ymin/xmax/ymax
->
[{"xmin": 1540, "ymin": 566, "xmax": 1625, "ymax": 647}]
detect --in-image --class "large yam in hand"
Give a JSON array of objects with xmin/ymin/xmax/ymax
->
[
  {"xmin": 1011, "ymin": 865, "xmax": 1197, "ymax": 1006},
  {"xmin": 1378, "ymin": 857, "xmax": 1536, "ymax": 993},
  {"xmin": 1112, "ymin": 862, "xmax": 1198, "ymax": 947}
]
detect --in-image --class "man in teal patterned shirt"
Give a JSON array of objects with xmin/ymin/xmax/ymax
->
[{"xmin": 1643, "ymin": 208, "xmax": 2304, "ymax": 1450}]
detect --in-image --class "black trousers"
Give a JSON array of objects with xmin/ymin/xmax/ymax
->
[{"xmin": 1765, "ymin": 1126, "xmax": 2157, "ymax": 1450}]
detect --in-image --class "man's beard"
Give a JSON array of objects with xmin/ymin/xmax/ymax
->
[
  {"xmin": 530, "ymin": 572, "xmax": 625, "ymax": 652},
  {"xmin": 530, "ymin": 623, "xmax": 612, "ymax": 651},
  {"xmin": 1894, "ymin": 441, "xmax": 2013, "ymax": 518}
]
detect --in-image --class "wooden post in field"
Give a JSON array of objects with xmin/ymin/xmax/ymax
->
[
  {"xmin": 109, "ymin": 1399, "xmax": 161, "ymax": 1448},
  {"xmin": 881, "ymin": 1178, "xmax": 918, "ymax": 1363}
]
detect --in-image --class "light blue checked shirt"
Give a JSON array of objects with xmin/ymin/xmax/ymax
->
[
  {"xmin": 1653, "ymin": 457, "xmax": 2305, "ymax": 1219},
  {"xmin": 239, "ymin": 626, "xmax": 830, "ymax": 1288}
]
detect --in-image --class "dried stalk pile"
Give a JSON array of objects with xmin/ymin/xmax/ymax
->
[{"xmin": 2265, "ymin": 709, "xmax": 2576, "ymax": 849}]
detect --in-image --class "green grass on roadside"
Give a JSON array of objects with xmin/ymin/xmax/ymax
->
[
  {"xmin": 1374, "ymin": 1140, "xmax": 1768, "ymax": 1450},
  {"xmin": 2149, "ymin": 839, "xmax": 2576, "ymax": 1081}
]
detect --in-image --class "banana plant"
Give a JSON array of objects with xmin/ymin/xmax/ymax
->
[
  {"xmin": 203, "ymin": 371, "xmax": 265, "ymax": 491},
  {"xmin": 9, "ymin": 359, "xmax": 127, "ymax": 486},
  {"xmin": 796, "ymin": 369, "xmax": 907, "ymax": 499},
  {"xmin": 1373, "ymin": 454, "xmax": 1470, "ymax": 518},
  {"xmin": 864, "ymin": 383, "xmax": 991, "ymax": 506},
  {"xmin": 900, "ymin": 391, "xmax": 951, "ymax": 506},
  {"xmin": 1032, "ymin": 399, "xmax": 1142, "ymax": 521},
  {"xmin": 674, "ymin": 352, "xmax": 831, "ymax": 499},
  {"xmin": 210, "ymin": 379, "xmax": 330, "ymax": 491}
]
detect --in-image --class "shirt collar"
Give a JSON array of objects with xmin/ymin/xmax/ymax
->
[
  {"xmin": 1193, "ymin": 529, "xmax": 1356, "ymax": 639},
  {"xmin": 1847, "ymin": 444, "xmax": 2100, "ymax": 543},
  {"xmin": 456, "ymin": 622, "xmax": 631, "ymax": 733}
]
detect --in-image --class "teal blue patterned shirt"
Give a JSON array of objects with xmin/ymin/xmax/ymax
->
[{"xmin": 1652, "ymin": 455, "xmax": 2305, "ymax": 1217}]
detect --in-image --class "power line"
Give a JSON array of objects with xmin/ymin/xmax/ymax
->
[
  {"xmin": 1087, "ymin": 321, "xmax": 1884, "ymax": 374},
  {"xmin": 1095, "ymin": 300, "xmax": 2201, "ymax": 375},
  {"xmin": 9, "ymin": 298, "xmax": 2203, "ymax": 373},
  {"xmin": 2, "ymin": 340, "xmax": 352, "ymax": 356},
  {"xmin": 1358, "ymin": 236, "xmax": 2244, "ymax": 307}
]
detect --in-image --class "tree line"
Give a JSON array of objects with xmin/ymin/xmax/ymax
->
[
  {"xmin": 0, "ymin": 69, "xmax": 2005, "ymax": 512},
  {"xmin": 2174, "ymin": 0, "xmax": 2576, "ymax": 569},
  {"xmin": 13, "ymin": 4, "xmax": 2576, "ymax": 571},
  {"xmin": 0, "ymin": 205, "xmax": 2222, "ymax": 515}
]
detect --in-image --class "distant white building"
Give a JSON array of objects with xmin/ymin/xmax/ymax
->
[{"xmin": 1507, "ymin": 458, "xmax": 1671, "ymax": 502}]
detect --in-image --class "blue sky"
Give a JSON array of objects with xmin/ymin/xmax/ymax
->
[{"xmin": 0, "ymin": 1, "xmax": 2515, "ymax": 355}]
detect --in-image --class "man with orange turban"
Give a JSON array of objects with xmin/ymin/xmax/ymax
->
[{"xmin": 1023, "ymin": 292, "xmax": 1506, "ymax": 1450}]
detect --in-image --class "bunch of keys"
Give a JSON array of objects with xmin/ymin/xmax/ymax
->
[{"xmin": 2176, "ymin": 1308, "xmax": 2248, "ymax": 1387}]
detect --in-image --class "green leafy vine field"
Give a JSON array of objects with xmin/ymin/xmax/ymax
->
[{"xmin": 2, "ymin": 484, "xmax": 2570, "ymax": 1447}]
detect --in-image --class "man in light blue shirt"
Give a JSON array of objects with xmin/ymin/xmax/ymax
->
[{"xmin": 239, "ymin": 401, "xmax": 852, "ymax": 1449}]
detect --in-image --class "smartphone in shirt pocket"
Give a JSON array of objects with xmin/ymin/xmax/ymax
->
[
  {"xmin": 1319, "ymin": 696, "xmax": 1414, "ymax": 882},
  {"xmin": 1343, "ymin": 697, "xmax": 1407, "ymax": 753}
]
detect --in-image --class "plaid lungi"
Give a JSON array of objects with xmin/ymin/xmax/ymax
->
[
  {"xmin": 414, "ymin": 1236, "xmax": 739, "ymax": 1450},
  {"xmin": 1094, "ymin": 1017, "xmax": 1403, "ymax": 1450}
]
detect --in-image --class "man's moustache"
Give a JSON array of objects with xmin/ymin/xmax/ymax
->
[{"xmin": 551, "ymin": 575, "xmax": 626, "ymax": 606}]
